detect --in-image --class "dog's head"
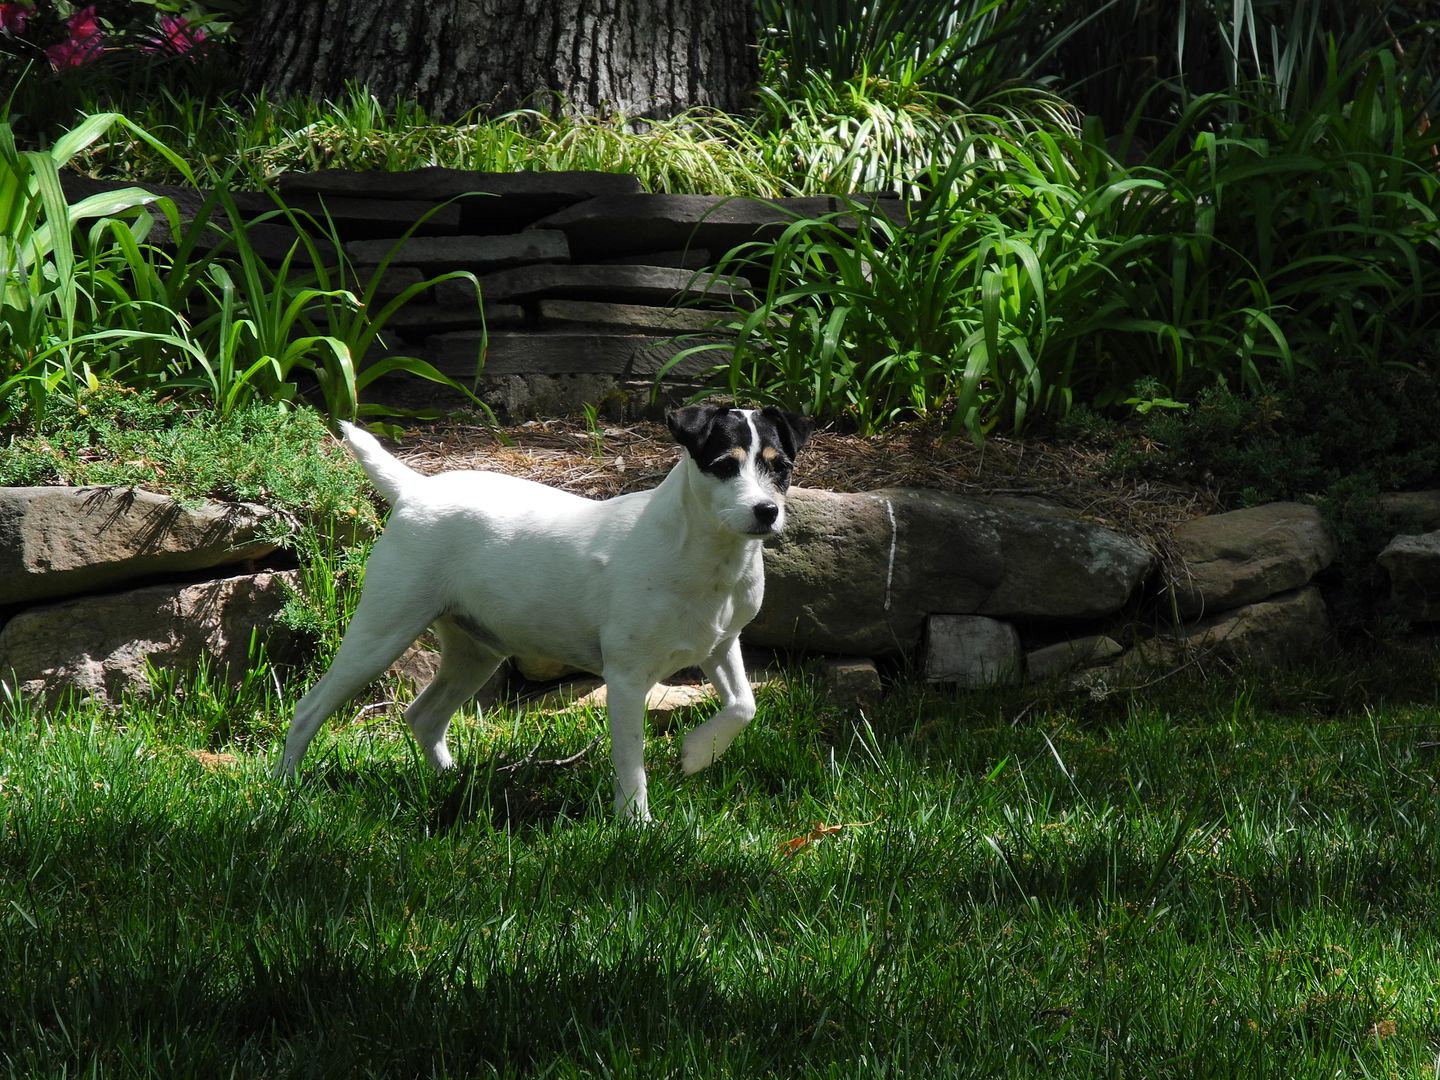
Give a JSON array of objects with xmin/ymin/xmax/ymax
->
[{"xmin": 667, "ymin": 404, "xmax": 812, "ymax": 537}]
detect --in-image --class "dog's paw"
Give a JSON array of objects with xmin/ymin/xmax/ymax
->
[{"xmin": 680, "ymin": 734, "xmax": 719, "ymax": 775}]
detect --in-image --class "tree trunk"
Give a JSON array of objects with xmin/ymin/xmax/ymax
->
[{"xmin": 242, "ymin": 0, "xmax": 757, "ymax": 122}]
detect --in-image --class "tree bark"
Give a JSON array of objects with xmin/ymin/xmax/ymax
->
[{"xmin": 242, "ymin": 0, "xmax": 758, "ymax": 122}]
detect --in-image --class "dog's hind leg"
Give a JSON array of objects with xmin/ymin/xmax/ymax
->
[
  {"xmin": 681, "ymin": 637, "xmax": 756, "ymax": 775},
  {"xmin": 402, "ymin": 617, "xmax": 505, "ymax": 771},
  {"xmin": 274, "ymin": 589, "xmax": 435, "ymax": 779},
  {"xmin": 600, "ymin": 673, "xmax": 652, "ymax": 823}
]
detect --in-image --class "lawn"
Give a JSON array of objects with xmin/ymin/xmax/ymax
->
[{"xmin": 3, "ymin": 657, "xmax": 1439, "ymax": 1077}]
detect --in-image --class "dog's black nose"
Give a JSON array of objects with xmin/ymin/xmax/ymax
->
[{"xmin": 753, "ymin": 501, "xmax": 780, "ymax": 528}]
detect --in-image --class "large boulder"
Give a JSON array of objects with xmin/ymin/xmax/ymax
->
[
  {"xmin": 746, "ymin": 488, "xmax": 1153, "ymax": 655},
  {"xmin": 0, "ymin": 487, "xmax": 283, "ymax": 606},
  {"xmin": 0, "ymin": 570, "xmax": 305, "ymax": 704},
  {"xmin": 1166, "ymin": 502, "xmax": 1335, "ymax": 618}
]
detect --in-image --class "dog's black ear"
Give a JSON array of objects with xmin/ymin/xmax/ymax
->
[
  {"xmin": 761, "ymin": 406, "xmax": 813, "ymax": 460},
  {"xmin": 667, "ymin": 404, "xmax": 729, "ymax": 459}
]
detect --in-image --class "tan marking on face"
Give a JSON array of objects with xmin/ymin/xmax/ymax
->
[
  {"xmin": 762, "ymin": 446, "xmax": 780, "ymax": 463},
  {"xmin": 728, "ymin": 446, "xmax": 748, "ymax": 462}
]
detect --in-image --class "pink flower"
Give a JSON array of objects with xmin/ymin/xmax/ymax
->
[
  {"xmin": 0, "ymin": 2, "xmax": 29, "ymax": 34},
  {"xmin": 144, "ymin": 12, "xmax": 206, "ymax": 55},
  {"xmin": 0, "ymin": 2, "xmax": 27, "ymax": 34},
  {"xmin": 45, "ymin": 5, "xmax": 104, "ymax": 70}
]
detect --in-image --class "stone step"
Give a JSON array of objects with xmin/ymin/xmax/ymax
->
[
  {"xmin": 345, "ymin": 230, "xmax": 570, "ymax": 273},
  {"xmin": 534, "ymin": 192, "xmax": 908, "ymax": 259},
  {"xmin": 422, "ymin": 330, "xmax": 722, "ymax": 378},
  {"xmin": 437, "ymin": 263, "xmax": 750, "ymax": 308}
]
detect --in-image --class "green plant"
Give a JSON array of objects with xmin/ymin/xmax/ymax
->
[
  {"xmin": 673, "ymin": 134, "xmax": 1222, "ymax": 436},
  {"xmin": 153, "ymin": 183, "xmax": 488, "ymax": 421},
  {"xmin": 0, "ymin": 384, "xmax": 380, "ymax": 527},
  {"xmin": 0, "ymin": 109, "xmax": 201, "ymax": 425}
]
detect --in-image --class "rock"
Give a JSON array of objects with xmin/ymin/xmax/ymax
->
[
  {"xmin": 1379, "ymin": 530, "xmax": 1440, "ymax": 622},
  {"xmin": 572, "ymin": 682, "xmax": 716, "ymax": 731},
  {"xmin": 381, "ymin": 301, "xmax": 524, "ymax": 336},
  {"xmin": 923, "ymin": 614, "xmax": 1021, "ymax": 687},
  {"xmin": 389, "ymin": 642, "xmax": 510, "ymax": 709},
  {"xmin": 1166, "ymin": 502, "xmax": 1335, "ymax": 618},
  {"xmin": 1177, "ymin": 585, "xmax": 1330, "ymax": 665},
  {"xmin": 0, "ymin": 487, "xmax": 284, "ymax": 606},
  {"xmin": 247, "ymin": 193, "xmax": 462, "ymax": 239},
  {"xmin": 345, "ymin": 231, "xmax": 570, "ymax": 273},
  {"xmin": 535, "ymin": 298, "xmax": 726, "ymax": 334},
  {"xmin": 1377, "ymin": 491, "xmax": 1440, "ymax": 533},
  {"xmin": 439, "ymin": 264, "xmax": 750, "ymax": 308},
  {"xmin": 533, "ymin": 193, "xmax": 908, "ymax": 259},
  {"xmin": 279, "ymin": 168, "xmax": 643, "ymax": 204},
  {"xmin": 746, "ymin": 488, "xmax": 1153, "ymax": 655},
  {"xmin": 0, "ymin": 570, "xmax": 305, "ymax": 704},
  {"xmin": 1025, "ymin": 635, "xmax": 1124, "ymax": 681},
  {"xmin": 425, "ymin": 331, "xmax": 721, "ymax": 379},
  {"xmin": 276, "ymin": 169, "xmax": 644, "ymax": 233},
  {"xmin": 815, "ymin": 656, "xmax": 882, "ymax": 711},
  {"xmin": 602, "ymin": 248, "xmax": 714, "ymax": 270}
]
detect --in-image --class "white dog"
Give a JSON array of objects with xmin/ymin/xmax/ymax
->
[{"xmin": 275, "ymin": 404, "xmax": 811, "ymax": 822}]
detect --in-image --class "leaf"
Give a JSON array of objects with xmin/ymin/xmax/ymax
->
[{"xmin": 779, "ymin": 819, "xmax": 875, "ymax": 859}]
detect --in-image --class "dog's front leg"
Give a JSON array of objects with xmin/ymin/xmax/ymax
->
[
  {"xmin": 681, "ymin": 637, "xmax": 756, "ymax": 775},
  {"xmin": 602, "ymin": 675, "xmax": 652, "ymax": 823}
]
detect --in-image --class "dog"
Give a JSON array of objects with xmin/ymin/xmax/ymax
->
[{"xmin": 274, "ymin": 404, "xmax": 811, "ymax": 822}]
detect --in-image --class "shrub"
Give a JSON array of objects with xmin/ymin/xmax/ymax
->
[{"xmin": 0, "ymin": 382, "xmax": 380, "ymax": 532}]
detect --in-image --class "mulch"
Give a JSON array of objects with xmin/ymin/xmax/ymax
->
[{"xmin": 384, "ymin": 416, "xmax": 1218, "ymax": 560}]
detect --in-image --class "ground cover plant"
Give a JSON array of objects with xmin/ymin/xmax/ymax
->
[{"xmin": 2, "ymin": 655, "xmax": 1440, "ymax": 1076}]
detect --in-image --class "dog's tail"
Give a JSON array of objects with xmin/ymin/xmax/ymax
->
[{"xmin": 338, "ymin": 421, "xmax": 422, "ymax": 505}]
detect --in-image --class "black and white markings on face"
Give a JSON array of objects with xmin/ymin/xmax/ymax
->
[{"xmin": 668, "ymin": 405, "xmax": 808, "ymax": 491}]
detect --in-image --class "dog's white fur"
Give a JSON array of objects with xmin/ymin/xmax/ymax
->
[{"xmin": 275, "ymin": 405, "xmax": 809, "ymax": 822}]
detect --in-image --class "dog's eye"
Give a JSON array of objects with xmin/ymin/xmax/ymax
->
[{"xmin": 705, "ymin": 455, "xmax": 741, "ymax": 479}]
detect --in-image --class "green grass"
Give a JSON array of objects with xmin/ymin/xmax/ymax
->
[{"xmin": 3, "ymin": 655, "xmax": 1440, "ymax": 1077}]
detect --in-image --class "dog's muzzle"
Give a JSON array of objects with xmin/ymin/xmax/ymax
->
[{"xmin": 746, "ymin": 501, "xmax": 782, "ymax": 535}]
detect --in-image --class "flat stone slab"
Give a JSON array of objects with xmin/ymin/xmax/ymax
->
[
  {"xmin": 239, "ymin": 192, "xmax": 463, "ymax": 239},
  {"xmin": 0, "ymin": 487, "xmax": 283, "ymax": 606},
  {"xmin": 536, "ymin": 298, "xmax": 726, "ymax": 334},
  {"xmin": 345, "ymin": 230, "xmax": 570, "ymax": 273},
  {"xmin": 279, "ymin": 168, "xmax": 644, "ymax": 203},
  {"xmin": 424, "ymin": 331, "xmax": 723, "ymax": 379},
  {"xmin": 278, "ymin": 169, "xmax": 646, "ymax": 234},
  {"xmin": 437, "ymin": 263, "xmax": 749, "ymax": 308},
  {"xmin": 0, "ymin": 570, "xmax": 305, "ymax": 704},
  {"xmin": 382, "ymin": 301, "xmax": 524, "ymax": 335},
  {"xmin": 533, "ymin": 193, "xmax": 907, "ymax": 259}
]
